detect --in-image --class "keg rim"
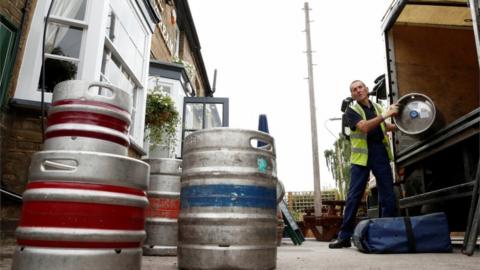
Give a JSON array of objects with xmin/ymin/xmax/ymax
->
[
  {"xmin": 29, "ymin": 150, "xmax": 150, "ymax": 190},
  {"xmin": 183, "ymin": 128, "xmax": 276, "ymax": 155},
  {"xmin": 52, "ymin": 80, "xmax": 132, "ymax": 114},
  {"xmin": 393, "ymin": 92, "xmax": 436, "ymax": 135}
]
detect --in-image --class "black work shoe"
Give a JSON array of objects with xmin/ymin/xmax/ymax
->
[{"xmin": 328, "ymin": 238, "xmax": 351, "ymax": 249}]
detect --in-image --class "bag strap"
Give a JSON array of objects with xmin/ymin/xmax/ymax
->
[{"xmin": 403, "ymin": 216, "xmax": 416, "ymax": 253}]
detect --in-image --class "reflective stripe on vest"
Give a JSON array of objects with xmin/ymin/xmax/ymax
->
[{"xmin": 349, "ymin": 102, "xmax": 393, "ymax": 166}]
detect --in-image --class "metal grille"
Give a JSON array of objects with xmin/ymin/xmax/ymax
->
[{"xmin": 286, "ymin": 191, "xmax": 337, "ymax": 213}]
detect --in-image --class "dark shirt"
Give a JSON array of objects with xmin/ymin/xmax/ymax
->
[{"xmin": 345, "ymin": 101, "xmax": 384, "ymax": 144}]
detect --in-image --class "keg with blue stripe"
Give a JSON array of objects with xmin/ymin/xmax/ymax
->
[{"xmin": 178, "ymin": 128, "xmax": 278, "ymax": 270}]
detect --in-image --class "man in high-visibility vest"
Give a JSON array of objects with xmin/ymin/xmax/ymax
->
[{"xmin": 329, "ymin": 80, "xmax": 399, "ymax": 249}]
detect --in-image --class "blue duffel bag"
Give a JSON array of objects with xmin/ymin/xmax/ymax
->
[{"xmin": 352, "ymin": 212, "xmax": 452, "ymax": 253}]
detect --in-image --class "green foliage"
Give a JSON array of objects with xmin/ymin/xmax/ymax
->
[
  {"xmin": 290, "ymin": 210, "xmax": 304, "ymax": 222},
  {"xmin": 43, "ymin": 48, "xmax": 77, "ymax": 92},
  {"xmin": 324, "ymin": 134, "xmax": 351, "ymax": 200},
  {"xmin": 145, "ymin": 89, "xmax": 180, "ymax": 150},
  {"xmin": 172, "ymin": 57, "xmax": 196, "ymax": 80}
]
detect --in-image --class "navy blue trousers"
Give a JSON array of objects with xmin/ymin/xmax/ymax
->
[{"xmin": 338, "ymin": 143, "xmax": 396, "ymax": 240}]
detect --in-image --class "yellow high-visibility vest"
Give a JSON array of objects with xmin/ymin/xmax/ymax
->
[{"xmin": 349, "ymin": 102, "xmax": 393, "ymax": 166}]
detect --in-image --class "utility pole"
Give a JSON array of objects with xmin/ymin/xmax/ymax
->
[{"xmin": 303, "ymin": 2, "xmax": 322, "ymax": 217}]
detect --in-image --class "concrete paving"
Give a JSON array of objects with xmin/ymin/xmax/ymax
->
[{"xmin": 1, "ymin": 238, "xmax": 479, "ymax": 269}]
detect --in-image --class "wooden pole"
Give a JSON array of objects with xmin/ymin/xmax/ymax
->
[{"xmin": 303, "ymin": 2, "xmax": 322, "ymax": 217}]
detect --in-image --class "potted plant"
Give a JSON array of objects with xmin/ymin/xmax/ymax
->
[{"xmin": 145, "ymin": 88, "xmax": 180, "ymax": 155}]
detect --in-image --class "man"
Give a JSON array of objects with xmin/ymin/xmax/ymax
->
[{"xmin": 329, "ymin": 80, "xmax": 399, "ymax": 249}]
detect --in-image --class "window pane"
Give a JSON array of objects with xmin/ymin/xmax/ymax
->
[
  {"xmin": 51, "ymin": 0, "xmax": 87, "ymax": 20},
  {"xmin": 129, "ymin": 87, "xmax": 138, "ymax": 136},
  {"xmin": 148, "ymin": 76, "xmax": 172, "ymax": 94},
  {"xmin": 45, "ymin": 23, "xmax": 82, "ymax": 58},
  {"xmin": 1, "ymin": 22, "xmax": 16, "ymax": 85},
  {"xmin": 105, "ymin": 11, "xmax": 115, "ymax": 40},
  {"xmin": 109, "ymin": 2, "xmax": 146, "ymax": 53},
  {"xmin": 205, "ymin": 104, "xmax": 223, "ymax": 128},
  {"xmin": 38, "ymin": 58, "xmax": 78, "ymax": 92},
  {"xmin": 185, "ymin": 103, "xmax": 203, "ymax": 129},
  {"xmin": 102, "ymin": 49, "xmax": 135, "ymax": 94},
  {"xmin": 106, "ymin": 3, "xmax": 146, "ymax": 80}
]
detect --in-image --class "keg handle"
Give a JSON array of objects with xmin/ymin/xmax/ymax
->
[
  {"xmin": 177, "ymin": 164, "xmax": 182, "ymax": 174},
  {"xmin": 249, "ymin": 136, "xmax": 275, "ymax": 154},
  {"xmin": 42, "ymin": 160, "xmax": 78, "ymax": 171},
  {"xmin": 87, "ymin": 82, "xmax": 121, "ymax": 99}
]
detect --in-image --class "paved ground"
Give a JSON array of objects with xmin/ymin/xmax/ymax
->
[{"xmin": 1, "ymin": 238, "xmax": 479, "ymax": 269}]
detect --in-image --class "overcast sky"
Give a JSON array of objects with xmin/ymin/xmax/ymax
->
[{"xmin": 188, "ymin": 0, "xmax": 393, "ymax": 192}]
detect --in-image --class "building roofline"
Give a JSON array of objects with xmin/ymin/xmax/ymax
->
[{"xmin": 174, "ymin": 0, "xmax": 213, "ymax": 96}]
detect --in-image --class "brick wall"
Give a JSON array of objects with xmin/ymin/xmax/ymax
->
[
  {"xmin": 151, "ymin": 30, "xmax": 172, "ymax": 60},
  {"xmin": 149, "ymin": 0, "xmax": 208, "ymax": 97},
  {"xmin": 1, "ymin": 0, "xmax": 38, "ymax": 223},
  {"xmin": 151, "ymin": 1, "xmax": 177, "ymax": 61},
  {"xmin": 1, "ymin": 108, "xmax": 43, "ymax": 220},
  {"xmin": 0, "ymin": 0, "xmax": 24, "ymax": 26},
  {"xmin": 181, "ymin": 40, "xmax": 206, "ymax": 97}
]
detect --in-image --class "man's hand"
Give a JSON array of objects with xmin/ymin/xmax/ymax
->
[
  {"xmin": 386, "ymin": 123, "xmax": 397, "ymax": 132},
  {"xmin": 382, "ymin": 104, "xmax": 399, "ymax": 119}
]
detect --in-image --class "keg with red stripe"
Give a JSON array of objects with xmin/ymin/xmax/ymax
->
[
  {"xmin": 44, "ymin": 80, "xmax": 132, "ymax": 155},
  {"xmin": 143, "ymin": 158, "xmax": 182, "ymax": 256},
  {"xmin": 11, "ymin": 150, "xmax": 150, "ymax": 270}
]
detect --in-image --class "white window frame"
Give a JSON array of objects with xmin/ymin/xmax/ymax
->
[
  {"xmin": 14, "ymin": 0, "xmax": 106, "ymax": 102},
  {"xmin": 100, "ymin": 0, "xmax": 151, "ymax": 146},
  {"xmin": 14, "ymin": 0, "xmax": 152, "ymax": 147}
]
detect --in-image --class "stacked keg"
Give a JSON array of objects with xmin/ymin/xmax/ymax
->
[
  {"xmin": 178, "ymin": 128, "xmax": 278, "ymax": 270},
  {"xmin": 276, "ymin": 180, "xmax": 286, "ymax": 246},
  {"xmin": 143, "ymin": 158, "xmax": 182, "ymax": 256},
  {"xmin": 12, "ymin": 80, "xmax": 150, "ymax": 270}
]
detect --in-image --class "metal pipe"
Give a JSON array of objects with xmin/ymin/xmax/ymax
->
[
  {"xmin": 212, "ymin": 69, "xmax": 217, "ymax": 94},
  {"xmin": 0, "ymin": 187, "xmax": 23, "ymax": 201}
]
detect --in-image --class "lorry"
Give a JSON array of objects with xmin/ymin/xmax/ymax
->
[{"xmin": 365, "ymin": 0, "xmax": 479, "ymax": 242}]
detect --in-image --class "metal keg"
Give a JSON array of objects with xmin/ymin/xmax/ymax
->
[
  {"xmin": 276, "ymin": 179, "xmax": 285, "ymax": 204},
  {"xmin": 276, "ymin": 207, "xmax": 285, "ymax": 247},
  {"xmin": 12, "ymin": 150, "xmax": 149, "ymax": 270},
  {"xmin": 179, "ymin": 128, "xmax": 278, "ymax": 270},
  {"xmin": 143, "ymin": 158, "xmax": 182, "ymax": 256},
  {"xmin": 276, "ymin": 180, "xmax": 285, "ymax": 246},
  {"xmin": 394, "ymin": 93, "xmax": 438, "ymax": 136},
  {"xmin": 44, "ymin": 80, "xmax": 132, "ymax": 155}
]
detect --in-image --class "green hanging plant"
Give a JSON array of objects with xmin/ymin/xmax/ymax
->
[
  {"xmin": 145, "ymin": 89, "xmax": 180, "ymax": 149},
  {"xmin": 172, "ymin": 56, "xmax": 196, "ymax": 80}
]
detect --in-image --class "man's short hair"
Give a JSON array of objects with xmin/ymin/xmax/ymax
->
[{"xmin": 349, "ymin": 80, "xmax": 366, "ymax": 91}]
